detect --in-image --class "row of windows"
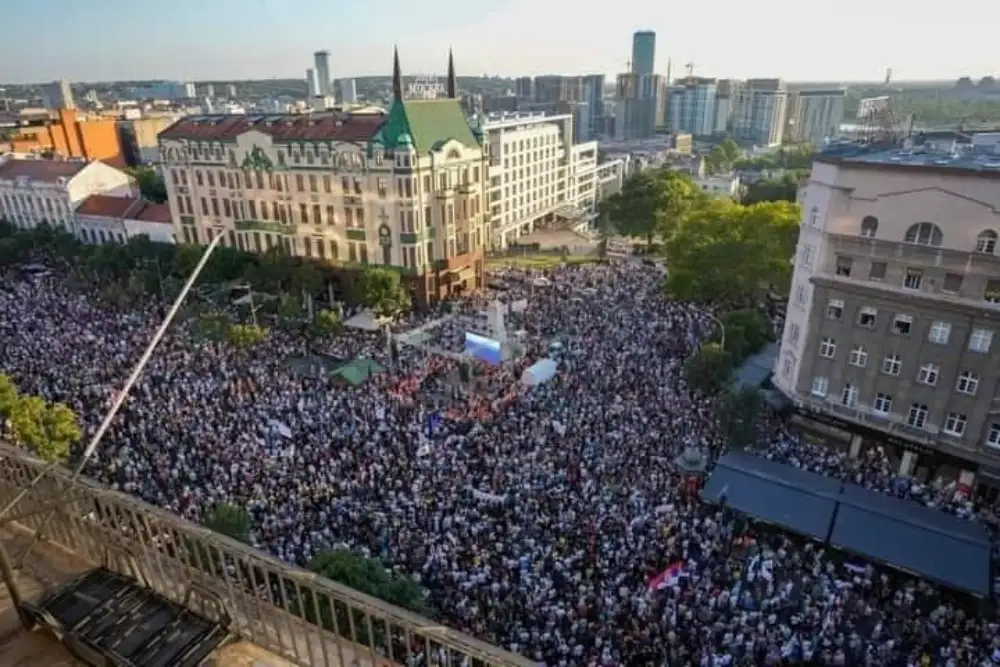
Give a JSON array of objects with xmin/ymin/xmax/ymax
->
[
  {"xmin": 830, "ymin": 253, "xmax": 999, "ymax": 302},
  {"xmin": 809, "ymin": 378, "xmax": 1000, "ymax": 447},
  {"xmin": 165, "ymin": 143, "xmax": 411, "ymax": 170},
  {"xmin": 848, "ymin": 214, "xmax": 1000, "ymax": 257}
]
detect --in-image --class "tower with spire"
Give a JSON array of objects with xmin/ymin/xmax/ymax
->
[
  {"xmin": 392, "ymin": 45, "xmax": 403, "ymax": 103},
  {"xmin": 447, "ymin": 48, "xmax": 457, "ymax": 99}
]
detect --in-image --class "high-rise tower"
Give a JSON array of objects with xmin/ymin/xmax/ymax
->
[
  {"xmin": 313, "ymin": 51, "xmax": 332, "ymax": 97},
  {"xmin": 631, "ymin": 31, "xmax": 656, "ymax": 76}
]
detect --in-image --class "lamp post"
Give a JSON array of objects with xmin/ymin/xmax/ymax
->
[
  {"xmin": 708, "ymin": 313, "xmax": 726, "ymax": 350},
  {"xmin": 674, "ymin": 445, "xmax": 709, "ymax": 497}
]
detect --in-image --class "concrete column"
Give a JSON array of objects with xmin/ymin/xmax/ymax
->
[
  {"xmin": 848, "ymin": 433, "xmax": 863, "ymax": 459},
  {"xmin": 899, "ymin": 450, "xmax": 917, "ymax": 477}
]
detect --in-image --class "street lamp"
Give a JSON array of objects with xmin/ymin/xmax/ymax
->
[
  {"xmin": 708, "ymin": 312, "xmax": 726, "ymax": 350},
  {"xmin": 0, "ymin": 231, "xmax": 225, "ymax": 627},
  {"xmin": 674, "ymin": 445, "xmax": 709, "ymax": 497}
]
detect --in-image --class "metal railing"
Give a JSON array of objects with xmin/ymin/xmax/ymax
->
[{"xmin": 0, "ymin": 444, "xmax": 534, "ymax": 667}]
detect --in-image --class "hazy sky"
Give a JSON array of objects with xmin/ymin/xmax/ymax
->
[{"xmin": 3, "ymin": 0, "xmax": 998, "ymax": 84}]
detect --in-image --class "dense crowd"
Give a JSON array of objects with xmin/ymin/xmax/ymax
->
[{"xmin": 1, "ymin": 257, "xmax": 998, "ymax": 666}]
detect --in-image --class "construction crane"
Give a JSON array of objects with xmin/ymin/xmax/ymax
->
[{"xmin": 685, "ymin": 62, "xmax": 695, "ymax": 77}]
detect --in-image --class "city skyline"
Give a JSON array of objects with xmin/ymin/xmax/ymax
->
[{"xmin": 3, "ymin": 0, "xmax": 998, "ymax": 85}]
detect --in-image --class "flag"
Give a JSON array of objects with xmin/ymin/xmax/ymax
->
[{"xmin": 648, "ymin": 561, "xmax": 685, "ymax": 592}]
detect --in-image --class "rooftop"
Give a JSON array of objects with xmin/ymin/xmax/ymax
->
[
  {"xmin": 0, "ymin": 157, "xmax": 87, "ymax": 183},
  {"xmin": 159, "ymin": 112, "xmax": 387, "ymax": 143},
  {"xmin": 817, "ymin": 143, "xmax": 1000, "ymax": 176},
  {"xmin": 75, "ymin": 194, "xmax": 142, "ymax": 218}
]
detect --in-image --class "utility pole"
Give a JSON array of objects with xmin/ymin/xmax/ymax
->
[{"xmin": 0, "ymin": 232, "xmax": 225, "ymax": 627}]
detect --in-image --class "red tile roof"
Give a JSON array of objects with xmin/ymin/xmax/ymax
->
[
  {"xmin": 75, "ymin": 194, "xmax": 141, "ymax": 218},
  {"xmin": 158, "ymin": 112, "xmax": 387, "ymax": 142},
  {"xmin": 132, "ymin": 201, "xmax": 172, "ymax": 224},
  {"xmin": 0, "ymin": 158, "xmax": 87, "ymax": 182}
]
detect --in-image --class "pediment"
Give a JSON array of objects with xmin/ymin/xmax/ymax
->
[{"xmin": 875, "ymin": 187, "xmax": 1000, "ymax": 215}]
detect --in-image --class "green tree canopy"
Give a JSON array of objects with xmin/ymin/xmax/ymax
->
[
  {"xmin": 355, "ymin": 267, "xmax": 410, "ymax": 316},
  {"xmin": 310, "ymin": 309, "xmax": 343, "ymax": 338},
  {"xmin": 0, "ymin": 375, "xmax": 80, "ymax": 463},
  {"xmin": 203, "ymin": 503, "xmax": 250, "ymax": 542},
  {"xmin": 683, "ymin": 342, "xmax": 734, "ymax": 395},
  {"xmin": 719, "ymin": 309, "xmax": 773, "ymax": 362},
  {"xmin": 125, "ymin": 166, "xmax": 168, "ymax": 203},
  {"xmin": 705, "ymin": 138, "xmax": 742, "ymax": 174},
  {"xmin": 741, "ymin": 171, "xmax": 807, "ymax": 205},
  {"xmin": 664, "ymin": 199, "xmax": 799, "ymax": 303},
  {"xmin": 309, "ymin": 550, "xmax": 432, "ymax": 616},
  {"xmin": 599, "ymin": 169, "xmax": 703, "ymax": 244},
  {"xmin": 719, "ymin": 387, "xmax": 764, "ymax": 448},
  {"xmin": 227, "ymin": 323, "xmax": 268, "ymax": 348}
]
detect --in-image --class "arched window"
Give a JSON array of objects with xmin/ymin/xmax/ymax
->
[
  {"xmin": 904, "ymin": 222, "xmax": 943, "ymax": 247},
  {"xmin": 860, "ymin": 215, "xmax": 879, "ymax": 238},
  {"xmin": 976, "ymin": 229, "xmax": 998, "ymax": 254},
  {"xmin": 808, "ymin": 206, "xmax": 819, "ymax": 227}
]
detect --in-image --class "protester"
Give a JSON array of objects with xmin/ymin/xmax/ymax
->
[{"xmin": 1, "ymin": 258, "xmax": 997, "ymax": 666}]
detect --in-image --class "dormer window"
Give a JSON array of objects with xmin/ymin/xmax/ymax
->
[{"xmin": 976, "ymin": 229, "xmax": 998, "ymax": 254}]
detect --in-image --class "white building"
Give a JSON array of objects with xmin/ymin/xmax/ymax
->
[
  {"xmin": 407, "ymin": 77, "xmax": 445, "ymax": 100},
  {"xmin": 75, "ymin": 195, "xmax": 174, "ymax": 245},
  {"xmin": 41, "ymin": 80, "xmax": 75, "ymax": 110},
  {"xmin": 306, "ymin": 68, "xmax": 319, "ymax": 97},
  {"xmin": 786, "ymin": 89, "xmax": 846, "ymax": 146},
  {"xmin": 480, "ymin": 112, "xmax": 624, "ymax": 248},
  {"xmin": 694, "ymin": 173, "xmax": 741, "ymax": 198},
  {"xmin": 667, "ymin": 77, "xmax": 718, "ymax": 137},
  {"xmin": 0, "ymin": 155, "xmax": 135, "ymax": 234},
  {"xmin": 339, "ymin": 79, "xmax": 358, "ymax": 104}
]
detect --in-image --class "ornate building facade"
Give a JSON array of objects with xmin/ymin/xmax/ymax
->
[{"xmin": 157, "ymin": 49, "xmax": 487, "ymax": 305}]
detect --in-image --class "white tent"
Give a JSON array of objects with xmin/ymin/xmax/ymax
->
[
  {"xmin": 344, "ymin": 311, "xmax": 388, "ymax": 331},
  {"xmin": 521, "ymin": 358, "xmax": 557, "ymax": 386}
]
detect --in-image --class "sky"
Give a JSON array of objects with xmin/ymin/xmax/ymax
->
[{"xmin": 3, "ymin": 0, "xmax": 998, "ymax": 84}]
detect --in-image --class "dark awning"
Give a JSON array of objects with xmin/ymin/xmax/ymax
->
[
  {"xmin": 829, "ymin": 484, "xmax": 992, "ymax": 597},
  {"xmin": 701, "ymin": 453, "xmax": 840, "ymax": 541}
]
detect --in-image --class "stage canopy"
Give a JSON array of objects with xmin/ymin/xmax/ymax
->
[
  {"xmin": 830, "ymin": 484, "xmax": 992, "ymax": 597},
  {"xmin": 521, "ymin": 359, "xmax": 557, "ymax": 386},
  {"xmin": 701, "ymin": 452, "xmax": 839, "ymax": 541}
]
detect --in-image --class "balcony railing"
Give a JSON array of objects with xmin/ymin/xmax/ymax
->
[{"xmin": 0, "ymin": 444, "xmax": 533, "ymax": 667}]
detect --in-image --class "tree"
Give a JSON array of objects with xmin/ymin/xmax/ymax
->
[
  {"xmin": 600, "ymin": 170, "xmax": 703, "ymax": 244},
  {"xmin": 0, "ymin": 376, "xmax": 80, "ymax": 463},
  {"xmin": 705, "ymin": 138, "xmax": 741, "ymax": 175},
  {"xmin": 742, "ymin": 172, "xmax": 806, "ymax": 205},
  {"xmin": 125, "ymin": 166, "xmax": 168, "ymax": 203},
  {"xmin": 203, "ymin": 503, "xmax": 250, "ymax": 543},
  {"xmin": 718, "ymin": 388, "xmax": 764, "ymax": 448},
  {"xmin": 309, "ymin": 550, "xmax": 432, "ymax": 617},
  {"xmin": 354, "ymin": 267, "xmax": 410, "ymax": 316},
  {"xmin": 664, "ymin": 199, "xmax": 799, "ymax": 303},
  {"xmin": 683, "ymin": 342, "xmax": 734, "ymax": 395},
  {"xmin": 719, "ymin": 309, "xmax": 773, "ymax": 362},
  {"xmin": 227, "ymin": 323, "xmax": 268, "ymax": 348},
  {"xmin": 310, "ymin": 309, "xmax": 343, "ymax": 338}
]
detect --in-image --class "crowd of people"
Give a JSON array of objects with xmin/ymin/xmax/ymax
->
[{"xmin": 1, "ymin": 256, "xmax": 998, "ymax": 666}]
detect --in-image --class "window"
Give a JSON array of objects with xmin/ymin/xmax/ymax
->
[
  {"xmin": 956, "ymin": 371, "xmax": 980, "ymax": 395},
  {"xmin": 984, "ymin": 279, "xmax": 1000, "ymax": 304},
  {"xmin": 988, "ymin": 424, "xmax": 1000, "ymax": 449},
  {"xmin": 903, "ymin": 268, "xmax": 923, "ymax": 290},
  {"xmin": 795, "ymin": 284, "xmax": 807, "ymax": 305},
  {"xmin": 943, "ymin": 413, "xmax": 967, "ymax": 437},
  {"xmin": 942, "ymin": 272, "xmax": 963, "ymax": 293},
  {"xmin": 801, "ymin": 244, "xmax": 815, "ymax": 267},
  {"xmin": 787, "ymin": 322, "xmax": 801, "ymax": 344},
  {"xmin": 860, "ymin": 215, "xmax": 878, "ymax": 238},
  {"xmin": 811, "ymin": 377, "xmax": 829, "ymax": 397},
  {"xmin": 892, "ymin": 314, "xmax": 913, "ymax": 335},
  {"xmin": 858, "ymin": 307, "xmax": 877, "ymax": 329},
  {"xmin": 928, "ymin": 321, "xmax": 951, "ymax": 345},
  {"xmin": 782, "ymin": 356, "xmax": 794, "ymax": 378},
  {"xmin": 969, "ymin": 328, "xmax": 993, "ymax": 353},
  {"xmin": 881, "ymin": 354, "xmax": 902, "ymax": 376},
  {"xmin": 904, "ymin": 222, "xmax": 943, "ymax": 246},
  {"xmin": 868, "ymin": 261, "xmax": 887, "ymax": 281},
  {"xmin": 907, "ymin": 403, "xmax": 929, "ymax": 429},
  {"xmin": 873, "ymin": 393, "xmax": 892, "ymax": 416},
  {"xmin": 848, "ymin": 345, "xmax": 868, "ymax": 367},
  {"xmin": 841, "ymin": 383, "xmax": 858, "ymax": 407},
  {"xmin": 808, "ymin": 206, "xmax": 819, "ymax": 227},
  {"xmin": 917, "ymin": 363, "xmax": 939, "ymax": 386},
  {"xmin": 826, "ymin": 298, "xmax": 844, "ymax": 320},
  {"xmin": 976, "ymin": 229, "xmax": 997, "ymax": 254},
  {"xmin": 819, "ymin": 337, "xmax": 836, "ymax": 359},
  {"xmin": 835, "ymin": 255, "xmax": 853, "ymax": 277}
]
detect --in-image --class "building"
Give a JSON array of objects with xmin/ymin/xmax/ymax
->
[
  {"xmin": 339, "ymin": 79, "xmax": 358, "ymax": 104},
  {"xmin": 184, "ymin": 82, "xmax": 197, "ymax": 99},
  {"xmin": 533, "ymin": 76, "xmax": 582, "ymax": 104},
  {"xmin": 732, "ymin": 78, "xmax": 787, "ymax": 147},
  {"xmin": 480, "ymin": 111, "xmax": 624, "ymax": 248},
  {"xmin": 314, "ymin": 51, "xmax": 332, "ymax": 98},
  {"xmin": 227, "ymin": 84, "xmax": 238, "ymax": 99},
  {"xmin": 0, "ymin": 155, "xmax": 136, "ymax": 232},
  {"xmin": 712, "ymin": 79, "xmax": 741, "ymax": 135},
  {"xmin": 117, "ymin": 113, "xmax": 185, "ymax": 166},
  {"xmin": 786, "ymin": 89, "xmax": 846, "ymax": 146},
  {"xmin": 667, "ymin": 76, "xmax": 718, "ymax": 136},
  {"xmin": 74, "ymin": 194, "xmax": 174, "ymax": 244},
  {"xmin": 406, "ymin": 77, "xmax": 445, "ymax": 100},
  {"xmin": 41, "ymin": 80, "xmax": 75, "ymax": 110},
  {"xmin": 774, "ymin": 146, "xmax": 1000, "ymax": 492},
  {"xmin": 306, "ymin": 69, "xmax": 319, "ymax": 97},
  {"xmin": 581, "ymin": 74, "xmax": 605, "ymax": 138},
  {"xmin": 614, "ymin": 73, "xmax": 666, "ymax": 140},
  {"xmin": 514, "ymin": 77, "xmax": 534, "ymax": 102},
  {"xmin": 204, "ymin": 84, "xmax": 216, "ymax": 100},
  {"xmin": 158, "ymin": 48, "xmax": 488, "ymax": 306},
  {"xmin": 631, "ymin": 31, "xmax": 656, "ymax": 76},
  {"xmin": 7, "ymin": 109, "xmax": 124, "ymax": 164}
]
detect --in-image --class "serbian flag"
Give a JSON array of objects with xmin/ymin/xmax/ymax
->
[{"xmin": 648, "ymin": 561, "xmax": 685, "ymax": 592}]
